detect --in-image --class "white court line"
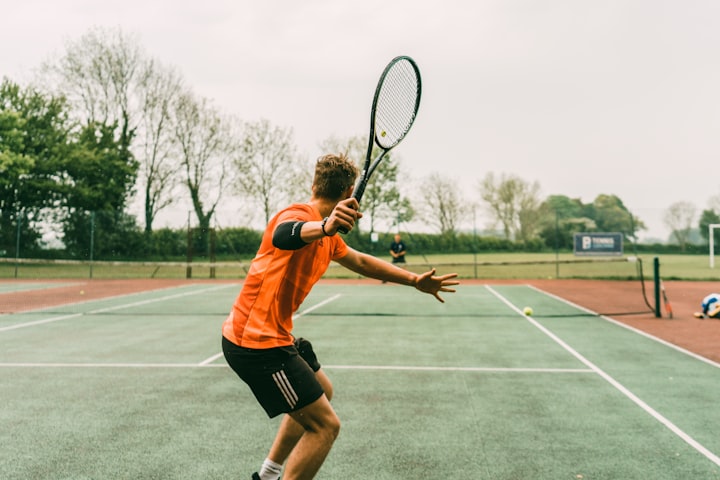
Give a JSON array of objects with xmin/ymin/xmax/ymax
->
[
  {"xmin": 527, "ymin": 284, "xmax": 720, "ymax": 370},
  {"xmin": 0, "ymin": 284, "xmax": 235, "ymax": 333},
  {"xmin": 323, "ymin": 365, "xmax": 592, "ymax": 373},
  {"xmin": 197, "ymin": 293, "xmax": 343, "ymax": 366},
  {"xmin": 0, "ymin": 362, "xmax": 209, "ymax": 368},
  {"xmin": 486, "ymin": 285, "xmax": 720, "ymax": 468},
  {"xmin": 0, "ymin": 362, "xmax": 591, "ymax": 373}
]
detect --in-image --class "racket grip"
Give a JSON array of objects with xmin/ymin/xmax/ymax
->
[{"xmin": 337, "ymin": 189, "xmax": 363, "ymax": 235}]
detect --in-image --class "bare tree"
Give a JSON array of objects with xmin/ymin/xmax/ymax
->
[
  {"xmin": 708, "ymin": 193, "xmax": 720, "ymax": 215},
  {"xmin": 233, "ymin": 119, "xmax": 305, "ymax": 224},
  {"xmin": 172, "ymin": 91, "xmax": 234, "ymax": 231},
  {"xmin": 664, "ymin": 201, "xmax": 697, "ymax": 250},
  {"xmin": 479, "ymin": 172, "xmax": 542, "ymax": 241},
  {"xmin": 419, "ymin": 173, "xmax": 464, "ymax": 235},
  {"xmin": 516, "ymin": 180, "xmax": 543, "ymax": 242},
  {"xmin": 43, "ymin": 27, "xmax": 143, "ymax": 153},
  {"xmin": 136, "ymin": 61, "xmax": 183, "ymax": 233},
  {"xmin": 41, "ymin": 26, "xmax": 185, "ymax": 232}
]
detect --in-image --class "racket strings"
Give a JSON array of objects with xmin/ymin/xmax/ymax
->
[{"xmin": 375, "ymin": 61, "xmax": 420, "ymax": 149}]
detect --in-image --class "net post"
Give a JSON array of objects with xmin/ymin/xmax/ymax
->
[
  {"xmin": 653, "ymin": 257, "xmax": 661, "ymax": 318},
  {"xmin": 710, "ymin": 224, "xmax": 720, "ymax": 268},
  {"xmin": 209, "ymin": 228, "xmax": 216, "ymax": 279},
  {"xmin": 14, "ymin": 210, "xmax": 22, "ymax": 279},
  {"xmin": 186, "ymin": 227, "xmax": 193, "ymax": 279}
]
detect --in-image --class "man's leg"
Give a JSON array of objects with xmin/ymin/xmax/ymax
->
[
  {"xmin": 265, "ymin": 370, "xmax": 334, "ymax": 474},
  {"xmin": 281, "ymin": 392, "xmax": 340, "ymax": 480}
]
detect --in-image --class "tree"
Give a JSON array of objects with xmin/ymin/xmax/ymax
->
[
  {"xmin": 173, "ymin": 91, "xmax": 233, "ymax": 234},
  {"xmin": 43, "ymin": 26, "xmax": 183, "ymax": 233},
  {"xmin": 516, "ymin": 181, "xmax": 543, "ymax": 242},
  {"xmin": 698, "ymin": 209, "xmax": 720, "ymax": 246},
  {"xmin": 536, "ymin": 194, "xmax": 646, "ymax": 249},
  {"xmin": 60, "ymin": 121, "xmax": 139, "ymax": 258},
  {"xmin": 419, "ymin": 173, "xmax": 464, "ymax": 235},
  {"xmin": 591, "ymin": 194, "xmax": 644, "ymax": 241},
  {"xmin": 537, "ymin": 195, "xmax": 591, "ymax": 249},
  {"xmin": 234, "ymin": 119, "xmax": 304, "ymax": 225},
  {"xmin": 478, "ymin": 172, "xmax": 542, "ymax": 241},
  {"xmin": 0, "ymin": 79, "xmax": 73, "ymax": 253},
  {"xmin": 664, "ymin": 201, "xmax": 697, "ymax": 250},
  {"xmin": 136, "ymin": 60, "xmax": 184, "ymax": 233},
  {"xmin": 43, "ymin": 27, "xmax": 141, "ymax": 158}
]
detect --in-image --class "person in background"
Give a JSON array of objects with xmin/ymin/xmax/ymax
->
[
  {"xmin": 695, "ymin": 293, "xmax": 720, "ymax": 319},
  {"xmin": 389, "ymin": 233, "xmax": 407, "ymax": 265}
]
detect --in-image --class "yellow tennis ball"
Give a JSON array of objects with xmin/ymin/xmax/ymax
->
[
  {"xmin": 381, "ymin": 131, "xmax": 386, "ymax": 137},
  {"xmin": 523, "ymin": 306, "xmax": 533, "ymax": 316},
  {"xmin": 80, "ymin": 290, "xmax": 85, "ymax": 295}
]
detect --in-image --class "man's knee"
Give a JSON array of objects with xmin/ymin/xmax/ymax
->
[
  {"xmin": 291, "ymin": 398, "xmax": 340, "ymax": 440},
  {"xmin": 323, "ymin": 413, "xmax": 341, "ymax": 440}
]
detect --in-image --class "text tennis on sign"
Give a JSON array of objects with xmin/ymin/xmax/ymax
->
[{"xmin": 573, "ymin": 233, "xmax": 623, "ymax": 256}]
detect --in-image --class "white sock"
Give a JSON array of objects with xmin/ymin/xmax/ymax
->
[{"xmin": 259, "ymin": 458, "xmax": 282, "ymax": 480}]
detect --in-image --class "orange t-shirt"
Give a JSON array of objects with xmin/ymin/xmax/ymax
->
[{"xmin": 222, "ymin": 203, "xmax": 349, "ymax": 349}]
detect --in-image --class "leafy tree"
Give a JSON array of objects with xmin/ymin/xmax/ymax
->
[
  {"xmin": 361, "ymin": 153, "xmax": 406, "ymax": 233},
  {"xmin": 543, "ymin": 195, "xmax": 584, "ymax": 219},
  {"xmin": 389, "ymin": 196, "xmax": 415, "ymax": 231},
  {"xmin": 592, "ymin": 194, "xmax": 642, "ymax": 239},
  {"xmin": 61, "ymin": 121, "xmax": 140, "ymax": 257},
  {"xmin": 0, "ymin": 79, "xmax": 72, "ymax": 253},
  {"xmin": 536, "ymin": 194, "xmax": 645, "ymax": 249},
  {"xmin": 699, "ymin": 209, "xmax": 720, "ymax": 247},
  {"xmin": 537, "ymin": 196, "xmax": 583, "ymax": 249}
]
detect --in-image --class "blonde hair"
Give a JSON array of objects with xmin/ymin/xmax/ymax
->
[{"xmin": 313, "ymin": 153, "xmax": 359, "ymax": 200}]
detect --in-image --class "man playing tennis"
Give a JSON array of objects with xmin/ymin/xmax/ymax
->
[{"xmin": 222, "ymin": 153, "xmax": 459, "ymax": 480}]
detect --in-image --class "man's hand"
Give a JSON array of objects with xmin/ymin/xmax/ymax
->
[
  {"xmin": 326, "ymin": 198, "xmax": 362, "ymax": 235},
  {"xmin": 414, "ymin": 268, "xmax": 459, "ymax": 303}
]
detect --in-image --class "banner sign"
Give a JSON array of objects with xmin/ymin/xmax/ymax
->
[{"xmin": 573, "ymin": 233, "xmax": 623, "ymax": 256}]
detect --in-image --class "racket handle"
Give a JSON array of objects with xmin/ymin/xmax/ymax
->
[{"xmin": 337, "ymin": 187, "xmax": 364, "ymax": 235}]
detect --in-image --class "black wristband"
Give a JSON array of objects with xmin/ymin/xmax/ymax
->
[{"xmin": 321, "ymin": 217, "xmax": 335, "ymax": 236}]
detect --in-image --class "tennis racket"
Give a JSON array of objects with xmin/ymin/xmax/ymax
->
[
  {"xmin": 339, "ymin": 55, "xmax": 422, "ymax": 233},
  {"xmin": 660, "ymin": 280, "xmax": 673, "ymax": 319}
]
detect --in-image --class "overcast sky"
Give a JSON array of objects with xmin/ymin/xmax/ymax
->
[{"xmin": 3, "ymin": 0, "xmax": 719, "ymax": 240}]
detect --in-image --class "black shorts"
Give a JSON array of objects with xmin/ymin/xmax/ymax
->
[{"xmin": 222, "ymin": 336, "xmax": 324, "ymax": 418}]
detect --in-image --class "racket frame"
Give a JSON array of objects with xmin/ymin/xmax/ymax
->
[{"xmin": 352, "ymin": 55, "xmax": 422, "ymax": 204}]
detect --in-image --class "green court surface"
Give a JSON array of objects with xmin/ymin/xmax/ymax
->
[{"xmin": 1, "ymin": 282, "xmax": 720, "ymax": 479}]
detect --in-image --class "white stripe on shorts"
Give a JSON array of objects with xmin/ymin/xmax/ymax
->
[{"xmin": 272, "ymin": 370, "xmax": 299, "ymax": 409}]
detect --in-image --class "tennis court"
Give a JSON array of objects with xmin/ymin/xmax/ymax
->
[{"xmin": 2, "ymin": 279, "xmax": 720, "ymax": 479}]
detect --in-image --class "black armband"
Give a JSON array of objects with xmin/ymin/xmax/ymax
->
[{"xmin": 272, "ymin": 221, "xmax": 308, "ymax": 250}]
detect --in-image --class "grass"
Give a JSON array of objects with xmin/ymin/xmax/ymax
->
[{"xmin": 1, "ymin": 252, "xmax": 719, "ymax": 280}]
